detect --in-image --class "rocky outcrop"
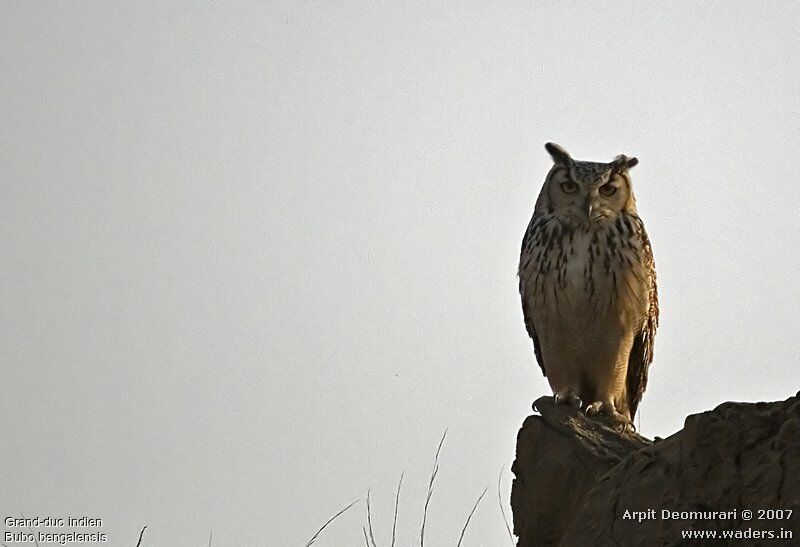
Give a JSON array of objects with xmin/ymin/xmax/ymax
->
[{"xmin": 511, "ymin": 393, "xmax": 800, "ymax": 546}]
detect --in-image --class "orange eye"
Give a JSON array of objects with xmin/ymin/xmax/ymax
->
[
  {"xmin": 599, "ymin": 184, "xmax": 617, "ymax": 197},
  {"xmin": 560, "ymin": 180, "xmax": 578, "ymax": 194}
]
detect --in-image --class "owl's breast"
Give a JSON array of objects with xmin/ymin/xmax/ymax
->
[{"xmin": 525, "ymin": 220, "xmax": 649, "ymax": 330}]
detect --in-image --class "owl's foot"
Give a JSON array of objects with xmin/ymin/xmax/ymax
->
[
  {"xmin": 607, "ymin": 411, "xmax": 635, "ymax": 433},
  {"xmin": 553, "ymin": 390, "xmax": 583, "ymax": 409},
  {"xmin": 585, "ymin": 401, "xmax": 634, "ymax": 433}
]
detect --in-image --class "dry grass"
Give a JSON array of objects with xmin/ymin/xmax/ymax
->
[
  {"xmin": 498, "ymin": 465, "xmax": 515, "ymax": 545},
  {"xmin": 304, "ymin": 429, "xmax": 513, "ymax": 546},
  {"xmin": 420, "ymin": 429, "xmax": 447, "ymax": 547},
  {"xmin": 391, "ymin": 471, "xmax": 404, "ymax": 547},
  {"xmin": 304, "ymin": 499, "xmax": 359, "ymax": 547},
  {"xmin": 456, "ymin": 488, "xmax": 487, "ymax": 547},
  {"xmin": 366, "ymin": 490, "xmax": 378, "ymax": 547}
]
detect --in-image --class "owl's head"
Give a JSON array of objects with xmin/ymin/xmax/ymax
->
[{"xmin": 534, "ymin": 142, "xmax": 639, "ymax": 227}]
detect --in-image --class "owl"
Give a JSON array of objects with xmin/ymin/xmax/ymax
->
[{"xmin": 518, "ymin": 143, "xmax": 658, "ymax": 430}]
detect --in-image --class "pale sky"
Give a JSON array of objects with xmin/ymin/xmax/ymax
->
[{"xmin": 2, "ymin": 1, "xmax": 798, "ymax": 546}]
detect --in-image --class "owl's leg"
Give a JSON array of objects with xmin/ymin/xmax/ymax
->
[
  {"xmin": 546, "ymin": 353, "xmax": 582, "ymax": 409},
  {"xmin": 553, "ymin": 389, "xmax": 583, "ymax": 409}
]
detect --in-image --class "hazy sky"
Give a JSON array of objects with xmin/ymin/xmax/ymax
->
[{"xmin": 2, "ymin": 1, "xmax": 798, "ymax": 545}]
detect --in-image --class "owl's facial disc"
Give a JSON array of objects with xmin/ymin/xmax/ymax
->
[{"xmin": 540, "ymin": 148, "xmax": 637, "ymax": 227}]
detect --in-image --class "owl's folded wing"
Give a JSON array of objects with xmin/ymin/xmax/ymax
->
[
  {"xmin": 519, "ymin": 218, "xmax": 546, "ymax": 377},
  {"xmin": 626, "ymin": 225, "xmax": 659, "ymax": 418}
]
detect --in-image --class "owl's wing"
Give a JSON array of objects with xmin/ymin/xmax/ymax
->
[
  {"xmin": 626, "ymin": 221, "xmax": 659, "ymax": 418},
  {"xmin": 519, "ymin": 215, "xmax": 546, "ymax": 376}
]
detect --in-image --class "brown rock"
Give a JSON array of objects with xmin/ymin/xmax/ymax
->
[
  {"xmin": 511, "ymin": 396, "xmax": 651, "ymax": 546},
  {"xmin": 512, "ymin": 393, "xmax": 800, "ymax": 546}
]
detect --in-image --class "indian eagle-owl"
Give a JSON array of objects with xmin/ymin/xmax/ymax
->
[{"xmin": 518, "ymin": 143, "xmax": 659, "ymax": 430}]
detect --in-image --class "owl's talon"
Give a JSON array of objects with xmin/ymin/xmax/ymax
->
[
  {"xmin": 585, "ymin": 401, "xmax": 604, "ymax": 416},
  {"xmin": 554, "ymin": 391, "xmax": 582, "ymax": 409},
  {"xmin": 566, "ymin": 395, "xmax": 583, "ymax": 409},
  {"xmin": 610, "ymin": 416, "xmax": 635, "ymax": 433}
]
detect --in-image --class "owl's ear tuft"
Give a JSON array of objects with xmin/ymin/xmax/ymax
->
[
  {"xmin": 545, "ymin": 142, "xmax": 573, "ymax": 166},
  {"xmin": 613, "ymin": 154, "xmax": 639, "ymax": 172}
]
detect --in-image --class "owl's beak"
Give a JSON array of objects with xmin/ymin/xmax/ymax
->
[{"xmin": 585, "ymin": 198, "xmax": 604, "ymax": 222}]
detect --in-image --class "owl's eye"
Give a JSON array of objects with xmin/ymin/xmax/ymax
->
[
  {"xmin": 599, "ymin": 184, "xmax": 617, "ymax": 197},
  {"xmin": 560, "ymin": 180, "xmax": 578, "ymax": 194}
]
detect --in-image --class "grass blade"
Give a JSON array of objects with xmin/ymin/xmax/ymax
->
[
  {"xmin": 498, "ymin": 466, "xmax": 514, "ymax": 545},
  {"xmin": 305, "ymin": 499, "xmax": 359, "ymax": 547},
  {"xmin": 391, "ymin": 471, "xmax": 404, "ymax": 547},
  {"xmin": 456, "ymin": 488, "xmax": 488, "ymax": 547},
  {"xmin": 366, "ymin": 490, "xmax": 378, "ymax": 547},
  {"xmin": 420, "ymin": 429, "xmax": 447, "ymax": 547}
]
